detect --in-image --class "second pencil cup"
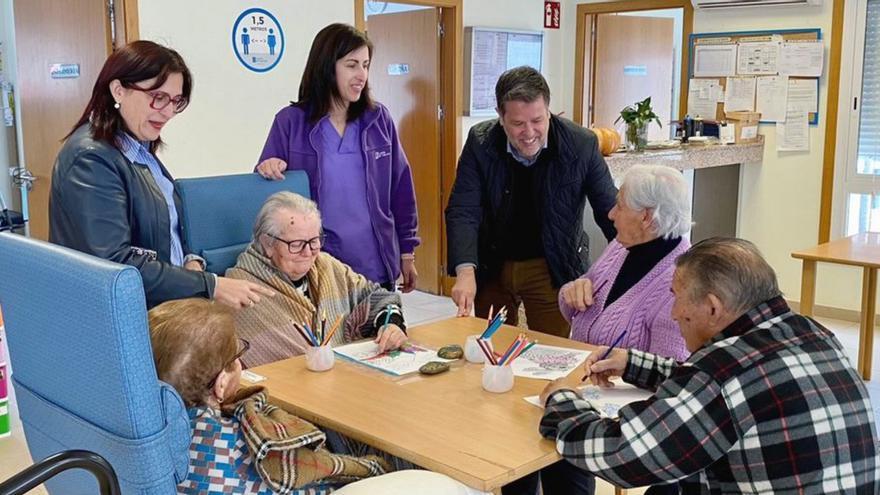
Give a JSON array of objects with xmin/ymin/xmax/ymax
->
[
  {"xmin": 464, "ymin": 335, "xmax": 485, "ymax": 364},
  {"xmin": 305, "ymin": 346, "xmax": 335, "ymax": 372},
  {"xmin": 482, "ymin": 364, "xmax": 514, "ymax": 393}
]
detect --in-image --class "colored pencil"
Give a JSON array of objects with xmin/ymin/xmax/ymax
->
[
  {"xmin": 301, "ymin": 322, "xmax": 320, "ymax": 347},
  {"xmin": 476, "ymin": 337, "xmax": 497, "ymax": 365},
  {"xmin": 505, "ymin": 339, "xmax": 536, "ymax": 365},
  {"xmin": 382, "ymin": 304, "xmax": 393, "ymax": 330},
  {"xmin": 321, "ymin": 315, "xmax": 344, "ymax": 346},
  {"xmin": 293, "ymin": 322, "xmax": 318, "ymax": 347},
  {"xmin": 488, "ymin": 304, "xmax": 494, "ymax": 321},
  {"xmin": 582, "ymin": 329, "xmax": 628, "ymax": 381}
]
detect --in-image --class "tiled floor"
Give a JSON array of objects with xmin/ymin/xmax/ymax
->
[{"xmin": 1, "ymin": 293, "xmax": 878, "ymax": 495}]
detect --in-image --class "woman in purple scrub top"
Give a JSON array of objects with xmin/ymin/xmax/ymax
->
[{"xmin": 255, "ymin": 23, "xmax": 419, "ymax": 293}]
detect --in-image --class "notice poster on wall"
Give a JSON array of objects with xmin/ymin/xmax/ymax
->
[
  {"xmin": 465, "ymin": 27, "xmax": 543, "ymax": 115},
  {"xmin": 232, "ymin": 8, "xmax": 285, "ymax": 73}
]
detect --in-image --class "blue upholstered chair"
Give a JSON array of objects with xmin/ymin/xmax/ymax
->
[
  {"xmin": 175, "ymin": 171, "xmax": 311, "ymax": 275},
  {"xmin": 0, "ymin": 233, "xmax": 190, "ymax": 494}
]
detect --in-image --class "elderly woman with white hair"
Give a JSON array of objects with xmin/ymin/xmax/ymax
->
[
  {"xmin": 559, "ymin": 165, "xmax": 691, "ymax": 361},
  {"xmin": 227, "ymin": 191, "xmax": 408, "ymax": 368}
]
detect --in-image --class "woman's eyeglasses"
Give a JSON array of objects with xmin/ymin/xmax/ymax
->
[
  {"xmin": 128, "ymin": 86, "xmax": 189, "ymax": 113},
  {"xmin": 266, "ymin": 233, "xmax": 326, "ymax": 255},
  {"xmin": 207, "ymin": 337, "xmax": 250, "ymax": 389}
]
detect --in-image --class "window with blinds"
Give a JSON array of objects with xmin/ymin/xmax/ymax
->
[
  {"xmin": 856, "ymin": 0, "xmax": 879, "ymax": 175},
  {"xmin": 843, "ymin": 0, "xmax": 880, "ymax": 236}
]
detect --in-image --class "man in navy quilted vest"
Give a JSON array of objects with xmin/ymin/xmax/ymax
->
[{"xmin": 445, "ymin": 66, "xmax": 617, "ymax": 338}]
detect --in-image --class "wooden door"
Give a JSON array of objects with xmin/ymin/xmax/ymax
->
[
  {"xmin": 367, "ymin": 9, "xmax": 442, "ymax": 294},
  {"xmin": 593, "ymin": 14, "xmax": 674, "ymax": 142},
  {"xmin": 14, "ymin": 0, "xmax": 112, "ymax": 239}
]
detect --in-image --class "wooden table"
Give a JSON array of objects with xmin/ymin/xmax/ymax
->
[
  {"xmin": 792, "ymin": 232, "xmax": 880, "ymax": 380},
  {"xmin": 246, "ymin": 317, "xmax": 597, "ymax": 493}
]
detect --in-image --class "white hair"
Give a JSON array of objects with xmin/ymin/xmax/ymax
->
[
  {"xmin": 252, "ymin": 191, "xmax": 321, "ymax": 253},
  {"xmin": 621, "ymin": 165, "xmax": 692, "ymax": 239}
]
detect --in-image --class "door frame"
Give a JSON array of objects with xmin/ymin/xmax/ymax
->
[
  {"xmin": 573, "ymin": 0, "xmax": 694, "ymax": 126},
  {"xmin": 355, "ymin": 0, "xmax": 463, "ymax": 295}
]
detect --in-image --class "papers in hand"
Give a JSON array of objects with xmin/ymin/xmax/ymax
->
[{"xmin": 524, "ymin": 380, "xmax": 653, "ymax": 418}]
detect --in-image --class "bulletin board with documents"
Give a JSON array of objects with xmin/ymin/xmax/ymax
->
[{"xmin": 687, "ymin": 28, "xmax": 823, "ymax": 152}]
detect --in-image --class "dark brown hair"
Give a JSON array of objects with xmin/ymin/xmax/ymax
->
[
  {"xmin": 68, "ymin": 40, "xmax": 192, "ymax": 153},
  {"xmin": 296, "ymin": 23, "xmax": 374, "ymax": 124},
  {"xmin": 147, "ymin": 299, "xmax": 237, "ymax": 408},
  {"xmin": 495, "ymin": 66, "xmax": 550, "ymax": 115}
]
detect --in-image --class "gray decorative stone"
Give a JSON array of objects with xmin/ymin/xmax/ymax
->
[
  {"xmin": 437, "ymin": 344, "xmax": 464, "ymax": 360},
  {"xmin": 419, "ymin": 361, "xmax": 450, "ymax": 375}
]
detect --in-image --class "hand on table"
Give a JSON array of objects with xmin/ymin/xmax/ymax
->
[{"xmin": 451, "ymin": 267, "xmax": 476, "ymax": 317}]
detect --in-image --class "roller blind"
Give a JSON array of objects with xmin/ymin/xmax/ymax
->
[{"xmin": 857, "ymin": 0, "xmax": 880, "ymax": 165}]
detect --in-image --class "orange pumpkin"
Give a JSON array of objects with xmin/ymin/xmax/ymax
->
[{"xmin": 591, "ymin": 126, "xmax": 621, "ymax": 156}]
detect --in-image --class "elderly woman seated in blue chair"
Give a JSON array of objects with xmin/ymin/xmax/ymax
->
[
  {"xmin": 559, "ymin": 165, "xmax": 691, "ymax": 361},
  {"xmin": 227, "ymin": 191, "xmax": 407, "ymax": 368},
  {"xmin": 148, "ymin": 298, "xmax": 391, "ymax": 493}
]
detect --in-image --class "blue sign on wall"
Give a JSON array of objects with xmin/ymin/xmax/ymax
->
[{"xmin": 232, "ymin": 8, "xmax": 284, "ymax": 73}]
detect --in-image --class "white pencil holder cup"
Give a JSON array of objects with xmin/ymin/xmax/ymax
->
[
  {"xmin": 464, "ymin": 335, "xmax": 486, "ymax": 364},
  {"xmin": 481, "ymin": 364, "xmax": 514, "ymax": 393},
  {"xmin": 305, "ymin": 345, "xmax": 335, "ymax": 372}
]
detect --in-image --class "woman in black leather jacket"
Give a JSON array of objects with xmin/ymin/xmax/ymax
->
[{"xmin": 49, "ymin": 40, "xmax": 273, "ymax": 309}]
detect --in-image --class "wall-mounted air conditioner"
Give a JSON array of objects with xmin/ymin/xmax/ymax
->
[{"xmin": 692, "ymin": 0, "xmax": 821, "ymax": 8}]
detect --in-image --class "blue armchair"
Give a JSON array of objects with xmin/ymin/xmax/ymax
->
[
  {"xmin": 175, "ymin": 171, "xmax": 311, "ymax": 275},
  {"xmin": 0, "ymin": 233, "xmax": 190, "ymax": 494}
]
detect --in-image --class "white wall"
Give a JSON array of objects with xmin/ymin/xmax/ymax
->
[
  {"xmin": 692, "ymin": 3, "xmax": 848, "ymax": 309},
  {"xmin": 140, "ymin": 1, "xmax": 354, "ymax": 178},
  {"xmin": 142, "ymin": 1, "xmax": 574, "ymax": 168}
]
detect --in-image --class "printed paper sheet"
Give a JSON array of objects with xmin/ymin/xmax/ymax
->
[
  {"xmin": 509, "ymin": 344, "xmax": 590, "ymax": 381},
  {"xmin": 524, "ymin": 380, "xmax": 653, "ymax": 418},
  {"xmin": 334, "ymin": 340, "xmax": 455, "ymax": 376}
]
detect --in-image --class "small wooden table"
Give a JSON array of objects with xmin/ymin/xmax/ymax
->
[
  {"xmin": 792, "ymin": 233, "xmax": 880, "ymax": 380},
  {"xmin": 246, "ymin": 317, "xmax": 597, "ymax": 493}
]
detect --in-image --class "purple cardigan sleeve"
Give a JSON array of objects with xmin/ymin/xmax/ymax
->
[
  {"xmin": 256, "ymin": 108, "xmax": 292, "ymax": 170},
  {"xmin": 646, "ymin": 295, "xmax": 689, "ymax": 361},
  {"xmin": 383, "ymin": 107, "xmax": 420, "ymax": 255}
]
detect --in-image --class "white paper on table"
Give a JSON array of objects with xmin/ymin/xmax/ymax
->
[
  {"xmin": 688, "ymin": 79, "xmax": 722, "ymax": 119},
  {"xmin": 736, "ymin": 41, "xmax": 780, "ymax": 75},
  {"xmin": 755, "ymin": 75, "xmax": 789, "ymax": 122},
  {"xmin": 333, "ymin": 340, "xmax": 455, "ymax": 376},
  {"xmin": 787, "ymin": 79, "xmax": 818, "ymax": 114},
  {"xmin": 724, "ymin": 77, "xmax": 757, "ymax": 112},
  {"xmin": 776, "ymin": 110, "xmax": 809, "ymax": 152},
  {"xmin": 694, "ymin": 44, "xmax": 737, "ymax": 77},
  {"xmin": 524, "ymin": 381, "xmax": 654, "ymax": 418},
  {"xmin": 509, "ymin": 344, "xmax": 591, "ymax": 381},
  {"xmin": 779, "ymin": 41, "xmax": 823, "ymax": 77}
]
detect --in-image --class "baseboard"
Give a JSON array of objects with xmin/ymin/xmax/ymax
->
[{"xmin": 786, "ymin": 298, "xmax": 866, "ymax": 323}]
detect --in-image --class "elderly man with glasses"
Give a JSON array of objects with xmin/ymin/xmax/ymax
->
[{"xmin": 226, "ymin": 191, "xmax": 408, "ymax": 368}]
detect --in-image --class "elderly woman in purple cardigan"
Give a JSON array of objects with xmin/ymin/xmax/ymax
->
[
  {"xmin": 255, "ymin": 24, "xmax": 419, "ymax": 292},
  {"xmin": 559, "ymin": 165, "xmax": 691, "ymax": 361}
]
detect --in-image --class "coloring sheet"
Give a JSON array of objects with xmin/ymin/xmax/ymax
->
[
  {"xmin": 333, "ymin": 340, "xmax": 454, "ymax": 376},
  {"xmin": 509, "ymin": 344, "xmax": 590, "ymax": 380},
  {"xmin": 524, "ymin": 381, "xmax": 653, "ymax": 418}
]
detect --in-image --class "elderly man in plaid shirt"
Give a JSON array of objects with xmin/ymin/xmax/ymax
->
[{"xmin": 539, "ymin": 237, "xmax": 878, "ymax": 494}]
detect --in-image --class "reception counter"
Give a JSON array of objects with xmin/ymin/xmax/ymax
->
[
  {"xmin": 584, "ymin": 139, "xmax": 765, "ymax": 261},
  {"xmin": 603, "ymin": 139, "xmax": 765, "ymax": 176}
]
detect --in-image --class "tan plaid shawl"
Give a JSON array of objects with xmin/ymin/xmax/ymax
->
[
  {"xmin": 227, "ymin": 244, "xmax": 400, "ymax": 367},
  {"xmin": 224, "ymin": 386, "xmax": 390, "ymax": 491}
]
